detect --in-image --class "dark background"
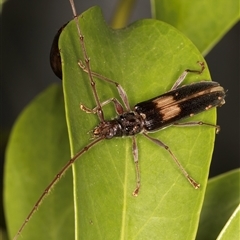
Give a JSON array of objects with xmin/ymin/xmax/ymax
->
[{"xmin": 1, "ymin": 0, "xmax": 239, "ymax": 235}]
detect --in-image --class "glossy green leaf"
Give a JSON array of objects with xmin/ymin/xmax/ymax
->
[
  {"xmin": 151, "ymin": 0, "xmax": 239, "ymax": 55},
  {"xmin": 196, "ymin": 169, "xmax": 240, "ymax": 240},
  {"xmin": 4, "ymin": 84, "xmax": 74, "ymax": 239},
  {"xmin": 5, "ymin": 5, "xmax": 221, "ymax": 240},
  {"xmin": 60, "ymin": 6, "xmax": 216, "ymax": 240},
  {"xmin": 217, "ymin": 204, "xmax": 240, "ymax": 240}
]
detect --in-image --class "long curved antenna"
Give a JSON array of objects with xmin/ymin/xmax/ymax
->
[
  {"xmin": 13, "ymin": 137, "xmax": 104, "ymax": 240},
  {"xmin": 69, "ymin": 0, "xmax": 105, "ymax": 122}
]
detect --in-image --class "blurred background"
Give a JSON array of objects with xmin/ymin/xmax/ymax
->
[{"xmin": 1, "ymin": 0, "xmax": 239, "ymax": 235}]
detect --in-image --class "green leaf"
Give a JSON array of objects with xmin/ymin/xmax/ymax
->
[
  {"xmin": 4, "ymin": 84, "xmax": 74, "ymax": 239},
  {"xmin": 60, "ymin": 6, "xmax": 216, "ymax": 239},
  {"xmin": 196, "ymin": 169, "xmax": 240, "ymax": 240},
  {"xmin": 151, "ymin": 0, "xmax": 240, "ymax": 55},
  {"xmin": 217, "ymin": 204, "xmax": 240, "ymax": 240}
]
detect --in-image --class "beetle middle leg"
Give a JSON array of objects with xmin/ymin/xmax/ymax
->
[{"xmin": 142, "ymin": 132, "xmax": 200, "ymax": 189}]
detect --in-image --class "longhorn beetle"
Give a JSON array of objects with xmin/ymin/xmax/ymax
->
[{"xmin": 12, "ymin": 0, "xmax": 226, "ymax": 239}]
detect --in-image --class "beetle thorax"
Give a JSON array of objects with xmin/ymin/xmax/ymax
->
[{"xmin": 93, "ymin": 111, "xmax": 144, "ymax": 139}]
